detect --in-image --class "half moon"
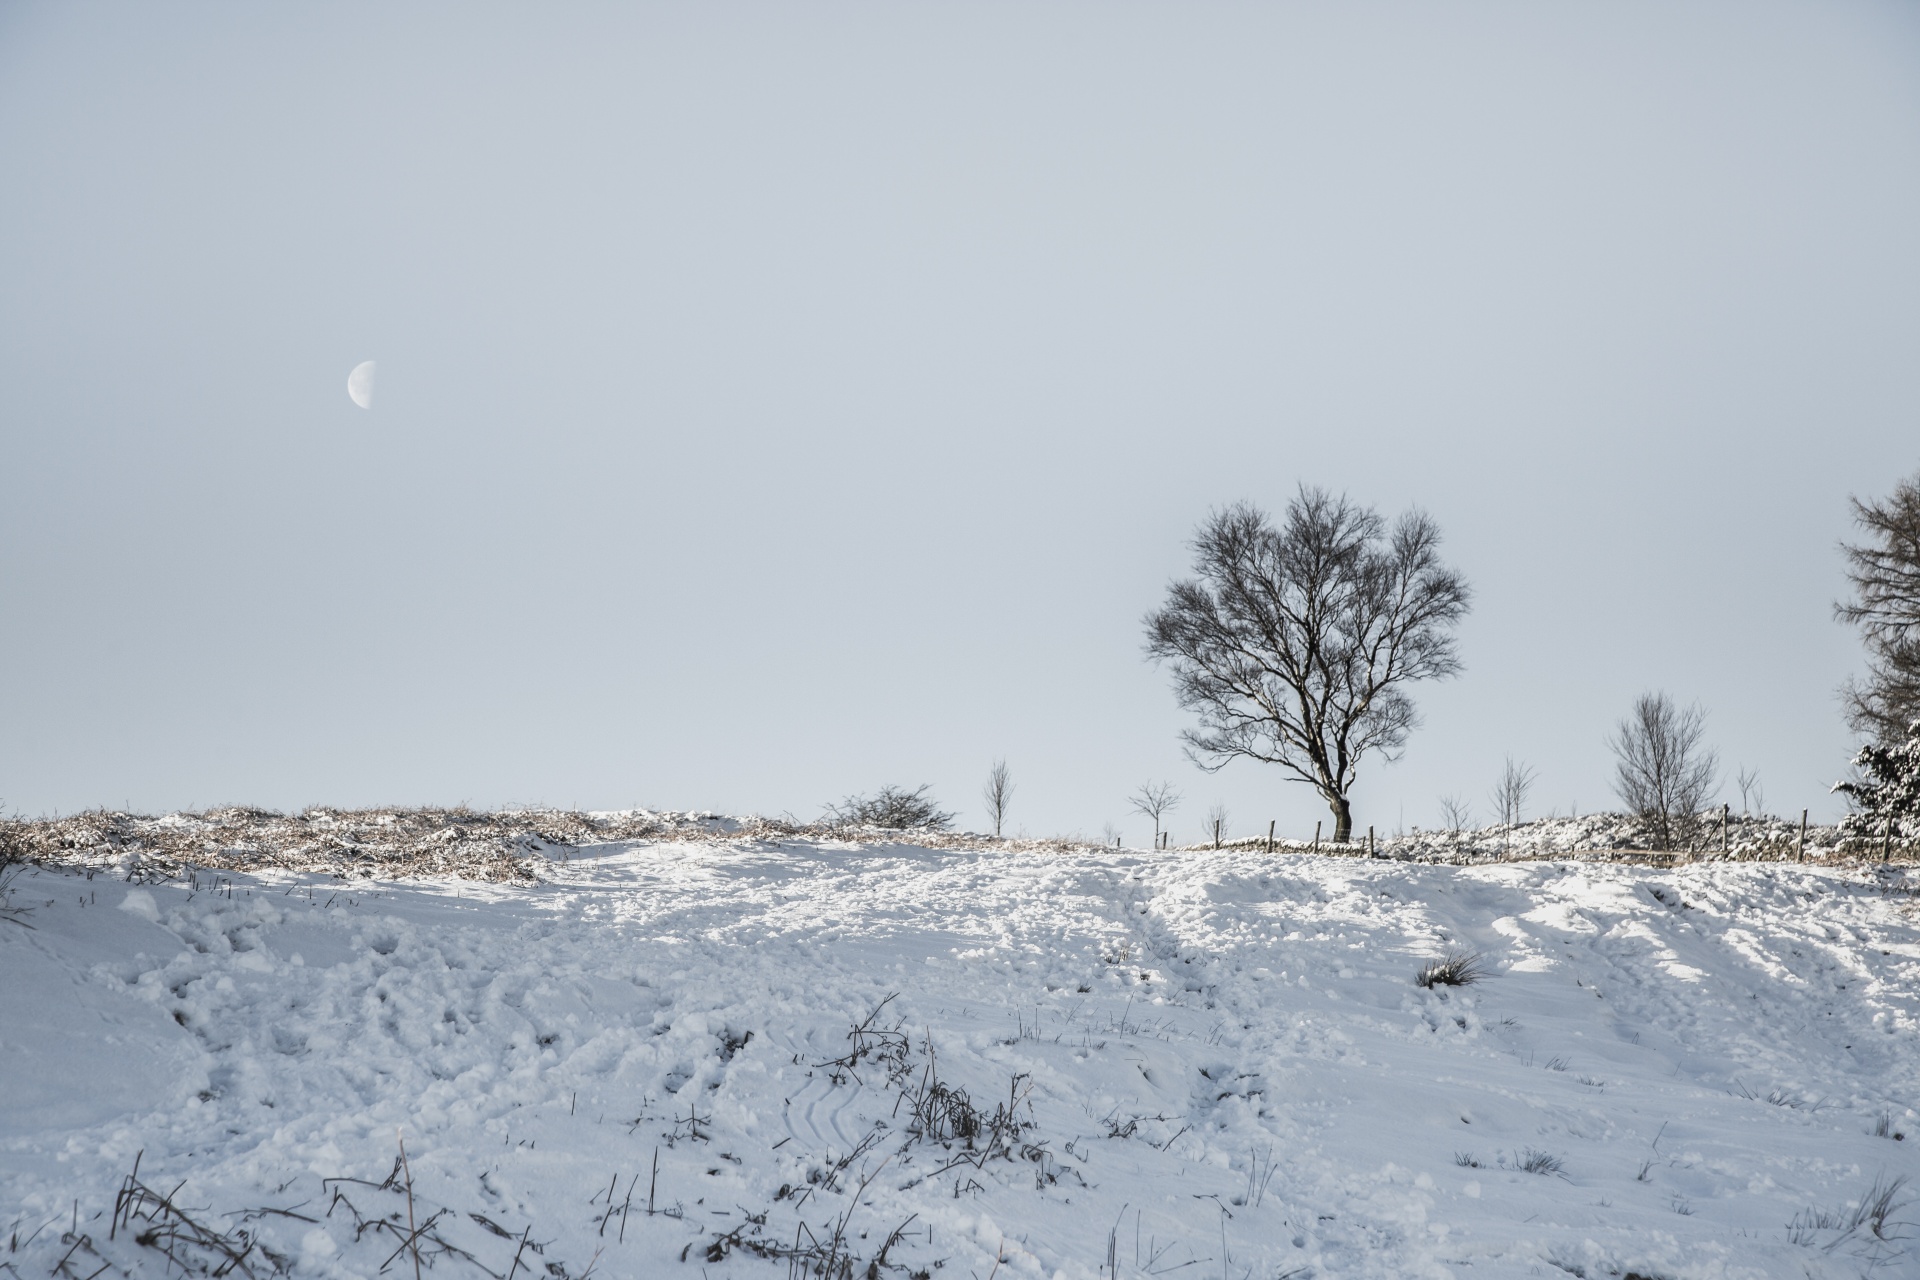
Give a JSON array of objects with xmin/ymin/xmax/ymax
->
[{"xmin": 347, "ymin": 360, "xmax": 377, "ymax": 409}]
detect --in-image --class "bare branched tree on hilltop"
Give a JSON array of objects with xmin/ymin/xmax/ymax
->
[
  {"xmin": 1609, "ymin": 693, "xmax": 1719, "ymax": 851},
  {"xmin": 1144, "ymin": 489, "xmax": 1471, "ymax": 844},
  {"xmin": 1128, "ymin": 781, "xmax": 1182, "ymax": 847},
  {"xmin": 981, "ymin": 760, "xmax": 1014, "ymax": 838},
  {"xmin": 1837, "ymin": 470, "xmax": 1920, "ymax": 746},
  {"xmin": 1489, "ymin": 757, "xmax": 1536, "ymax": 827}
]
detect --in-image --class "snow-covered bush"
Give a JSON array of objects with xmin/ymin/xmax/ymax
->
[{"xmin": 1833, "ymin": 719, "xmax": 1920, "ymax": 844}]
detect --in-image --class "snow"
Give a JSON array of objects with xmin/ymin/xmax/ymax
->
[{"xmin": 3, "ymin": 835, "xmax": 1917, "ymax": 1279}]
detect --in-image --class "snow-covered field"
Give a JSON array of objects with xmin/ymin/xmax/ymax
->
[{"xmin": 4, "ymin": 833, "xmax": 1918, "ymax": 1279}]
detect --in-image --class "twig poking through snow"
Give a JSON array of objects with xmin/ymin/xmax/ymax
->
[{"xmin": 397, "ymin": 1130, "xmax": 422, "ymax": 1280}]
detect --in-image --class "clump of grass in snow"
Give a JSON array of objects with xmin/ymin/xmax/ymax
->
[
  {"xmin": 1416, "ymin": 951, "xmax": 1485, "ymax": 988},
  {"xmin": 102, "ymin": 1156, "xmax": 292, "ymax": 1279},
  {"xmin": 708, "ymin": 1147, "xmax": 922, "ymax": 1277},
  {"xmin": 1235, "ymin": 1144, "xmax": 1279, "ymax": 1208},
  {"xmin": 722, "ymin": 995, "xmax": 1038, "ymax": 1277},
  {"xmin": 1732, "ymin": 1079, "xmax": 1823, "ymax": 1110},
  {"xmin": 1787, "ymin": 1174, "xmax": 1912, "ymax": 1249},
  {"xmin": 1508, "ymin": 1148, "xmax": 1567, "ymax": 1177},
  {"xmin": 1871, "ymin": 1112, "xmax": 1906, "ymax": 1141},
  {"xmin": 812, "ymin": 993, "xmax": 912, "ymax": 1088}
]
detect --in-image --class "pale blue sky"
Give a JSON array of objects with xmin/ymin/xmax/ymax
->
[{"xmin": 3, "ymin": 2, "xmax": 1917, "ymax": 840}]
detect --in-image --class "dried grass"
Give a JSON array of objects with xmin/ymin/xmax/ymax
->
[
  {"xmin": 1787, "ymin": 1173, "xmax": 1912, "ymax": 1251},
  {"xmin": 1416, "ymin": 952, "xmax": 1485, "ymax": 989},
  {"xmin": 3, "ymin": 803, "xmax": 1890, "ymax": 889},
  {"xmin": 0, "ymin": 800, "xmax": 1139, "ymax": 886},
  {"xmin": 0, "ymin": 806, "xmax": 696, "ymax": 884}
]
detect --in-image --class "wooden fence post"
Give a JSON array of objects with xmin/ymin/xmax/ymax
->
[
  {"xmin": 1368, "ymin": 825, "xmax": 1376, "ymax": 858},
  {"xmin": 1266, "ymin": 820, "xmax": 1275, "ymax": 854},
  {"xmin": 1313, "ymin": 820, "xmax": 1321, "ymax": 854},
  {"xmin": 1799, "ymin": 809, "xmax": 1808, "ymax": 861},
  {"xmin": 1722, "ymin": 804, "xmax": 1730, "ymax": 854}
]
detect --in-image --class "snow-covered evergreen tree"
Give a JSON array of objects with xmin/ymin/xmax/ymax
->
[{"xmin": 1832, "ymin": 719, "xmax": 1920, "ymax": 842}]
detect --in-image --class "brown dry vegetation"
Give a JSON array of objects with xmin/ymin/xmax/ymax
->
[
  {"xmin": 0, "ymin": 807, "xmax": 680, "ymax": 883},
  {"xmin": 4, "ymin": 805, "xmax": 1900, "ymax": 886},
  {"xmin": 0, "ymin": 806, "xmax": 1119, "ymax": 884}
]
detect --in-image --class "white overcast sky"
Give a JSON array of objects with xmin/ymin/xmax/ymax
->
[{"xmin": 3, "ymin": 1, "xmax": 1918, "ymax": 839}]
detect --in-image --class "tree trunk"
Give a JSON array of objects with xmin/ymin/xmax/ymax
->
[{"xmin": 1330, "ymin": 795, "xmax": 1353, "ymax": 844}]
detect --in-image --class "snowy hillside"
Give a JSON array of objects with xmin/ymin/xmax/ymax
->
[{"xmin": 3, "ymin": 832, "xmax": 1917, "ymax": 1279}]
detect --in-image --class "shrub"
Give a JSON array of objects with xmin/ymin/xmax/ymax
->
[
  {"xmin": 825, "ymin": 785, "xmax": 954, "ymax": 832},
  {"xmin": 0, "ymin": 811, "xmax": 32, "ymax": 930}
]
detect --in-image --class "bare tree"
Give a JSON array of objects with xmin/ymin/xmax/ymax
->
[
  {"xmin": 981, "ymin": 760, "xmax": 1015, "ymax": 838},
  {"xmin": 1609, "ymin": 693, "xmax": 1720, "ymax": 850},
  {"xmin": 1735, "ymin": 766, "xmax": 1763, "ymax": 817},
  {"xmin": 1128, "ymin": 781, "xmax": 1182, "ymax": 847},
  {"xmin": 1837, "ymin": 471, "xmax": 1920, "ymax": 746},
  {"xmin": 1144, "ymin": 489, "xmax": 1471, "ymax": 843},
  {"xmin": 1436, "ymin": 794, "xmax": 1472, "ymax": 834},
  {"xmin": 1206, "ymin": 802, "xmax": 1230, "ymax": 848},
  {"xmin": 1489, "ymin": 757, "xmax": 1536, "ymax": 827}
]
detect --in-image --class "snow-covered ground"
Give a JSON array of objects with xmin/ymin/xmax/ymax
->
[{"xmin": 3, "ymin": 833, "xmax": 1917, "ymax": 1279}]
